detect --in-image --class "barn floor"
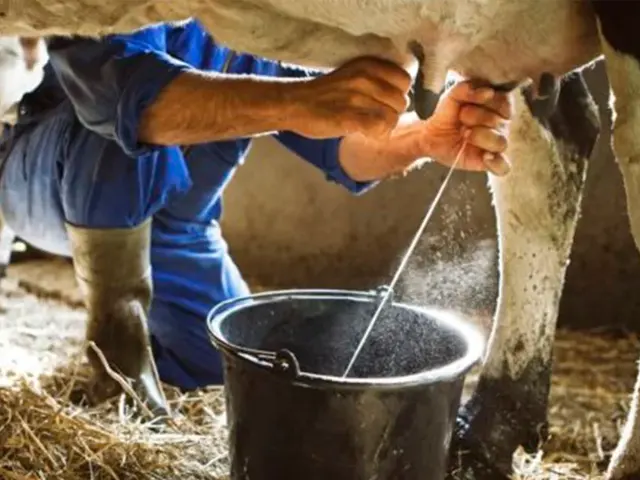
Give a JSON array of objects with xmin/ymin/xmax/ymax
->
[{"xmin": 0, "ymin": 258, "xmax": 637, "ymax": 479}]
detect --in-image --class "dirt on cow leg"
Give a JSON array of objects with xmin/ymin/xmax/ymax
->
[
  {"xmin": 594, "ymin": 9, "xmax": 640, "ymax": 479},
  {"xmin": 448, "ymin": 74, "xmax": 600, "ymax": 479},
  {"xmin": 64, "ymin": 219, "xmax": 170, "ymax": 419}
]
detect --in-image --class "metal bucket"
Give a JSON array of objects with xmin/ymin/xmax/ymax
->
[{"xmin": 207, "ymin": 289, "xmax": 484, "ymax": 480}]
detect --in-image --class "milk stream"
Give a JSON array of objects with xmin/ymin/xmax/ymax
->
[{"xmin": 341, "ymin": 140, "xmax": 470, "ymax": 378}]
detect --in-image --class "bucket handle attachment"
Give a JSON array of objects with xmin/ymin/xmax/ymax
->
[
  {"xmin": 374, "ymin": 284, "xmax": 394, "ymax": 304},
  {"xmin": 236, "ymin": 348, "xmax": 302, "ymax": 380},
  {"xmin": 243, "ymin": 348, "xmax": 302, "ymax": 379},
  {"xmin": 272, "ymin": 349, "xmax": 301, "ymax": 378}
]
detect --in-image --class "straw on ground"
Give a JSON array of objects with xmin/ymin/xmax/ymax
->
[{"xmin": 0, "ymin": 259, "xmax": 636, "ymax": 479}]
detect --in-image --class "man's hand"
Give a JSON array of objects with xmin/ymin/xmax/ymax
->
[
  {"xmin": 286, "ymin": 57, "xmax": 413, "ymax": 139},
  {"xmin": 420, "ymin": 81, "xmax": 513, "ymax": 175},
  {"xmin": 337, "ymin": 79, "xmax": 515, "ymax": 182}
]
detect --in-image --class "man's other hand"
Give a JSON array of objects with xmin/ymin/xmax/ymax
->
[{"xmin": 286, "ymin": 57, "xmax": 413, "ymax": 139}]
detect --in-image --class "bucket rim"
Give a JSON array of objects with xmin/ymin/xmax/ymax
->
[{"xmin": 206, "ymin": 288, "xmax": 485, "ymax": 389}]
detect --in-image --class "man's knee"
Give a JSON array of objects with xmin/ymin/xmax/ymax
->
[
  {"xmin": 0, "ymin": 107, "xmax": 72, "ymax": 254},
  {"xmin": 61, "ymin": 128, "xmax": 190, "ymax": 230}
]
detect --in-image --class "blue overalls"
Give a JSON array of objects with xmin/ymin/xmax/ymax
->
[{"xmin": 0, "ymin": 19, "xmax": 377, "ymax": 390}]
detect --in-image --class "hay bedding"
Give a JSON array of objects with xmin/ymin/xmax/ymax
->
[{"xmin": 0, "ymin": 259, "xmax": 637, "ymax": 479}]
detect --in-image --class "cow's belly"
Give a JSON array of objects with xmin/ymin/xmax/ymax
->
[
  {"xmin": 0, "ymin": 0, "xmax": 602, "ymax": 89},
  {"xmin": 208, "ymin": 0, "xmax": 601, "ymax": 90},
  {"xmin": 0, "ymin": 1, "xmax": 197, "ymax": 36}
]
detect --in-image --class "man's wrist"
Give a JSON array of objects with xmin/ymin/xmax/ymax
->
[
  {"xmin": 268, "ymin": 80, "xmax": 313, "ymax": 133},
  {"xmin": 336, "ymin": 114, "xmax": 437, "ymax": 182}
]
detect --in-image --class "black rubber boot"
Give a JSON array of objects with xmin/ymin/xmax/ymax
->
[{"xmin": 66, "ymin": 219, "xmax": 170, "ymax": 418}]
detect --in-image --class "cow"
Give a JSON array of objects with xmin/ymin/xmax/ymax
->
[{"xmin": 0, "ymin": 1, "xmax": 638, "ymax": 479}]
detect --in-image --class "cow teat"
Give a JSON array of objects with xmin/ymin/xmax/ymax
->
[
  {"xmin": 407, "ymin": 40, "xmax": 441, "ymax": 120},
  {"xmin": 524, "ymin": 72, "xmax": 560, "ymax": 121}
]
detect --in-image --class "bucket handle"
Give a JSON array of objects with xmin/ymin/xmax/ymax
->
[{"xmin": 207, "ymin": 288, "xmax": 390, "ymax": 379}]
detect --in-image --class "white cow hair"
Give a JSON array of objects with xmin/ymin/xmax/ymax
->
[
  {"xmin": 483, "ymin": 89, "xmax": 588, "ymax": 380},
  {"xmin": 596, "ymin": 18, "xmax": 640, "ymax": 479},
  {"xmin": 0, "ymin": 1, "xmax": 603, "ymax": 90}
]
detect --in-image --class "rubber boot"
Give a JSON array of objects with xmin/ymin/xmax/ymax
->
[{"xmin": 65, "ymin": 219, "xmax": 170, "ymax": 417}]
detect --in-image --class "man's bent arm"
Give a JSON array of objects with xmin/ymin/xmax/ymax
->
[{"xmin": 47, "ymin": 24, "xmax": 313, "ymax": 156}]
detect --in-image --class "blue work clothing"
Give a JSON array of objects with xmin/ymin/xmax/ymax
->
[{"xmin": 0, "ymin": 19, "xmax": 377, "ymax": 390}]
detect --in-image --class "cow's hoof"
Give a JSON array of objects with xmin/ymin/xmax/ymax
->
[
  {"xmin": 446, "ymin": 446, "xmax": 510, "ymax": 479},
  {"xmin": 445, "ymin": 410, "xmax": 513, "ymax": 480},
  {"xmin": 446, "ymin": 450, "xmax": 510, "ymax": 480},
  {"xmin": 606, "ymin": 455, "xmax": 640, "ymax": 480},
  {"xmin": 447, "ymin": 373, "xmax": 551, "ymax": 480},
  {"xmin": 607, "ymin": 471, "xmax": 640, "ymax": 480}
]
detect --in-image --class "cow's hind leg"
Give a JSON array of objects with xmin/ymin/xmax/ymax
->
[
  {"xmin": 591, "ymin": 2, "xmax": 640, "ymax": 478},
  {"xmin": 449, "ymin": 73, "xmax": 600, "ymax": 479},
  {"xmin": 0, "ymin": 211, "xmax": 15, "ymax": 278},
  {"xmin": 66, "ymin": 220, "xmax": 170, "ymax": 418}
]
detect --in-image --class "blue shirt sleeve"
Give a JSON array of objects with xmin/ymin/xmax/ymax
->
[
  {"xmin": 46, "ymin": 24, "xmax": 192, "ymax": 157},
  {"xmin": 272, "ymin": 132, "xmax": 378, "ymax": 195}
]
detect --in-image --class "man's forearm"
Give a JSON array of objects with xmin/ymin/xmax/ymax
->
[
  {"xmin": 138, "ymin": 69, "xmax": 306, "ymax": 145},
  {"xmin": 338, "ymin": 112, "xmax": 431, "ymax": 182}
]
